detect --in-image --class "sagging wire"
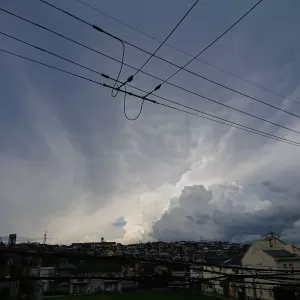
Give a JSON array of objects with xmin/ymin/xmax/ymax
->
[
  {"xmin": 123, "ymin": 85, "xmax": 146, "ymax": 121},
  {"xmin": 3, "ymin": 6, "xmax": 300, "ymax": 127},
  {"xmin": 38, "ymin": 0, "xmax": 129, "ymax": 98},
  {"xmin": 110, "ymin": 39, "xmax": 125, "ymax": 97},
  {"xmin": 102, "ymin": 73, "xmax": 144, "ymax": 120}
]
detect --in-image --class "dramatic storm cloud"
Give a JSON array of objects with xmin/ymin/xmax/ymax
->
[
  {"xmin": 151, "ymin": 183, "xmax": 300, "ymax": 242},
  {"xmin": 1, "ymin": 0, "xmax": 300, "ymax": 244}
]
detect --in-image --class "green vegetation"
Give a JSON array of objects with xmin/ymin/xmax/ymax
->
[{"xmin": 48, "ymin": 291, "xmax": 219, "ymax": 300}]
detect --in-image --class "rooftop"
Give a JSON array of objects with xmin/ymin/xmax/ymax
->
[{"xmin": 264, "ymin": 250, "xmax": 299, "ymax": 259}]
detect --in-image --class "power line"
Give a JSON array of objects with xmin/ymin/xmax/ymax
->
[
  {"xmin": 0, "ymin": 13, "xmax": 297, "ymax": 137},
  {"xmin": 2, "ymin": 31, "xmax": 300, "ymax": 139},
  {"xmin": 75, "ymin": 0, "xmax": 300, "ymax": 106},
  {"xmin": 145, "ymin": 0, "xmax": 264, "ymax": 96},
  {"xmin": 123, "ymin": 85, "xmax": 146, "ymax": 121},
  {"xmin": 38, "ymin": 0, "xmax": 190, "ymax": 96},
  {"xmin": 103, "ymin": 74, "xmax": 300, "ymax": 139},
  {"xmin": 0, "ymin": 45, "xmax": 298, "ymax": 144},
  {"xmin": 31, "ymin": 2, "xmax": 300, "ymax": 120},
  {"xmin": 131, "ymin": 0, "xmax": 199, "ymax": 79},
  {"xmin": 1, "ymin": 10, "xmax": 299, "ymax": 136},
  {"xmin": 112, "ymin": 0, "xmax": 199, "ymax": 116},
  {"xmin": 37, "ymin": 1, "xmax": 129, "ymax": 96},
  {"xmin": 1, "ymin": 47, "xmax": 300, "ymax": 148}
]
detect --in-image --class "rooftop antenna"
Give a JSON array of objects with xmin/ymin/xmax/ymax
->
[
  {"xmin": 44, "ymin": 231, "xmax": 47, "ymax": 244},
  {"xmin": 267, "ymin": 227, "xmax": 276, "ymax": 238}
]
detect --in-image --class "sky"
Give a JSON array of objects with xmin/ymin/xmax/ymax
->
[{"xmin": 1, "ymin": 0, "xmax": 300, "ymax": 245}]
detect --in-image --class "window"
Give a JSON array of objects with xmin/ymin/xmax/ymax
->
[
  {"xmin": 289, "ymin": 264, "xmax": 293, "ymax": 268},
  {"xmin": 269, "ymin": 291, "xmax": 273, "ymax": 296},
  {"xmin": 283, "ymin": 264, "xmax": 287, "ymax": 268}
]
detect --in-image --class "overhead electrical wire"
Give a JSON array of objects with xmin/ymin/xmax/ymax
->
[
  {"xmin": 113, "ymin": 0, "xmax": 199, "ymax": 117},
  {"xmin": 30, "ymin": 1, "xmax": 300, "ymax": 120},
  {"xmin": 123, "ymin": 85, "xmax": 146, "ymax": 121},
  {"xmin": 75, "ymin": 0, "xmax": 300, "ymax": 106},
  {"xmin": 36, "ymin": 1, "xmax": 129, "ymax": 97},
  {"xmin": 39, "ymin": 0, "xmax": 198, "ymax": 117},
  {"xmin": 3, "ymin": 29, "xmax": 300, "ymax": 135},
  {"xmin": 144, "ymin": 0, "xmax": 264, "ymax": 97},
  {"xmin": 0, "ymin": 15, "xmax": 298, "ymax": 137},
  {"xmin": 1, "ymin": 47, "xmax": 300, "ymax": 148},
  {"xmin": 110, "ymin": 39, "xmax": 124, "ymax": 97},
  {"xmin": 129, "ymin": 0, "xmax": 199, "ymax": 79},
  {"xmin": 40, "ymin": 0, "xmax": 199, "ymax": 90}
]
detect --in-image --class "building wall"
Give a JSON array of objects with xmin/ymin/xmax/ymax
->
[
  {"xmin": 242, "ymin": 248, "xmax": 277, "ymax": 267},
  {"xmin": 190, "ymin": 267, "xmax": 202, "ymax": 279},
  {"xmin": 243, "ymin": 246, "xmax": 277, "ymax": 300},
  {"xmin": 277, "ymin": 260, "xmax": 300, "ymax": 269},
  {"xmin": 244, "ymin": 278, "xmax": 275, "ymax": 300},
  {"xmin": 70, "ymin": 279, "xmax": 121, "ymax": 295},
  {"xmin": 34, "ymin": 283, "xmax": 44, "ymax": 300},
  {"xmin": 0, "ymin": 280, "xmax": 20, "ymax": 297},
  {"xmin": 202, "ymin": 266, "xmax": 237, "ymax": 297},
  {"xmin": 242, "ymin": 237, "xmax": 300, "ymax": 300},
  {"xmin": 40, "ymin": 267, "xmax": 55, "ymax": 293},
  {"xmin": 103, "ymin": 281, "xmax": 121, "ymax": 292},
  {"xmin": 87, "ymin": 279, "xmax": 103, "ymax": 294}
]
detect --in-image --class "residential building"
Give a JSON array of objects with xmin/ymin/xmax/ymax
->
[
  {"xmin": 202, "ymin": 263, "xmax": 240, "ymax": 298},
  {"xmin": 40, "ymin": 267, "xmax": 55, "ymax": 293},
  {"xmin": 68, "ymin": 259, "xmax": 122, "ymax": 295},
  {"xmin": 23, "ymin": 256, "xmax": 44, "ymax": 300},
  {"xmin": 242, "ymin": 232, "xmax": 300, "ymax": 300},
  {"xmin": 195, "ymin": 253, "xmax": 244, "ymax": 299},
  {"xmin": 190, "ymin": 265, "xmax": 203, "ymax": 279},
  {"xmin": 0, "ymin": 255, "xmax": 20, "ymax": 299}
]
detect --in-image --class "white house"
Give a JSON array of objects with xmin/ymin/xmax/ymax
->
[{"xmin": 241, "ymin": 232, "xmax": 300, "ymax": 300}]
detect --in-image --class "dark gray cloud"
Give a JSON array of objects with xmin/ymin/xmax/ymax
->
[
  {"xmin": 151, "ymin": 184, "xmax": 300, "ymax": 242},
  {"xmin": 261, "ymin": 181, "xmax": 290, "ymax": 194}
]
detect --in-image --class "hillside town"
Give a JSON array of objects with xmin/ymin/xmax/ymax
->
[{"xmin": 1, "ymin": 231, "xmax": 300, "ymax": 300}]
